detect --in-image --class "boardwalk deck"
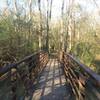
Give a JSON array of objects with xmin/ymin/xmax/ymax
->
[{"xmin": 32, "ymin": 59, "xmax": 73, "ymax": 100}]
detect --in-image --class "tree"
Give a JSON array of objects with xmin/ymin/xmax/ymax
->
[
  {"xmin": 46, "ymin": 0, "xmax": 53, "ymax": 52},
  {"xmin": 38, "ymin": 0, "xmax": 42, "ymax": 50}
]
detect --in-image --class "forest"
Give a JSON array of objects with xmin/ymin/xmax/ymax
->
[{"xmin": 0, "ymin": 0, "xmax": 100, "ymax": 74}]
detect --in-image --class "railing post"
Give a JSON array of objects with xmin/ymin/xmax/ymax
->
[
  {"xmin": 11, "ymin": 68, "xmax": 17, "ymax": 100},
  {"xmin": 59, "ymin": 51, "xmax": 64, "ymax": 62}
]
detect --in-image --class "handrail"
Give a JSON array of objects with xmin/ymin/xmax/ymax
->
[
  {"xmin": 0, "ymin": 51, "xmax": 45, "ymax": 77},
  {"xmin": 67, "ymin": 54, "xmax": 100, "ymax": 86},
  {"xmin": 0, "ymin": 50, "xmax": 48, "ymax": 100},
  {"xmin": 61, "ymin": 51, "xmax": 100, "ymax": 100}
]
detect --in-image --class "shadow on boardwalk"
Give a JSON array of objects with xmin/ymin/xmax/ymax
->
[{"xmin": 31, "ymin": 58, "xmax": 74, "ymax": 100}]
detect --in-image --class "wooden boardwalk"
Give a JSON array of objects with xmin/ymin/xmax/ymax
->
[
  {"xmin": 32, "ymin": 59, "xmax": 73, "ymax": 100},
  {"xmin": 0, "ymin": 51, "xmax": 100, "ymax": 100}
]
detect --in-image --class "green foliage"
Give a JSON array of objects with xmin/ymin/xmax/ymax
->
[
  {"xmin": 71, "ymin": 42, "xmax": 95, "ymax": 66},
  {"xmin": 0, "ymin": 15, "xmax": 39, "ymax": 66}
]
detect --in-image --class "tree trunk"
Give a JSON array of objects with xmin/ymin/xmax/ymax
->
[
  {"xmin": 67, "ymin": 0, "xmax": 75, "ymax": 52},
  {"xmin": 68, "ymin": 18, "xmax": 72, "ymax": 51},
  {"xmin": 60, "ymin": 0, "xmax": 65, "ymax": 51},
  {"xmin": 46, "ymin": 0, "xmax": 53, "ymax": 52},
  {"xmin": 29, "ymin": 0, "xmax": 32, "ymax": 20},
  {"xmin": 38, "ymin": 0, "xmax": 42, "ymax": 50},
  {"xmin": 28, "ymin": 0, "xmax": 32, "ymax": 45},
  {"xmin": 14, "ymin": 0, "xmax": 17, "ymax": 17}
]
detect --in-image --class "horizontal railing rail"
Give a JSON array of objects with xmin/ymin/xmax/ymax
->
[
  {"xmin": 60, "ymin": 51, "xmax": 100, "ymax": 100},
  {"xmin": 67, "ymin": 54, "xmax": 100, "ymax": 86},
  {"xmin": 0, "ymin": 50, "xmax": 48, "ymax": 100},
  {"xmin": 0, "ymin": 51, "xmax": 39, "ymax": 76}
]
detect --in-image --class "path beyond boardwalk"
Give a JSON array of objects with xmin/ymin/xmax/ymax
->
[{"xmin": 32, "ymin": 59, "xmax": 73, "ymax": 100}]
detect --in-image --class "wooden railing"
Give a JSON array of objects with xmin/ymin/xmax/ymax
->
[
  {"xmin": 0, "ymin": 51, "xmax": 48, "ymax": 100},
  {"xmin": 61, "ymin": 52, "xmax": 100, "ymax": 100}
]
